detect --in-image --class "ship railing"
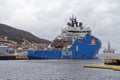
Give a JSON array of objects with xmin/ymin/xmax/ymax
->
[{"xmin": 64, "ymin": 27, "xmax": 91, "ymax": 32}]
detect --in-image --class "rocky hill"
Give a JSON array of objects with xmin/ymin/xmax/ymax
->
[{"xmin": 0, "ymin": 23, "xmax": 51, "ymax": 44}]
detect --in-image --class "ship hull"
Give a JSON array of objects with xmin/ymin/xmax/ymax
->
[{"xmin": 27, "ymin": 35, "xmax": 101, "ymax": 59}]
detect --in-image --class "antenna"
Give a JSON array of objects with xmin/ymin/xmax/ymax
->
[{"xmin": 108, "ymin": 42, "xmax": 111, "ymax": 49}]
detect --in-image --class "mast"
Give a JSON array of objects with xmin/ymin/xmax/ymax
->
[
  {"xmin": 108, "ymin": 42, "xmax": 111, "ymax": 50},
  {"xmin": 67, "ymin": 15, "xmax": 83, "ymax": 28}
]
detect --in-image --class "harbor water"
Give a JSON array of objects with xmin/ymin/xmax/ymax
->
[{"xmin": 0, "ymin": 53, "xmax": 120, "ymax": 80}]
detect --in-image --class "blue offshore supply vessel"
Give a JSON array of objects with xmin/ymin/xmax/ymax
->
[{"xmin": 27, "ymin": 16, "xmax": 101, "ymax": 59}]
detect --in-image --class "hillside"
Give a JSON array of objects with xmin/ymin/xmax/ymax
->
[{"xmin": 0, "ymin": 23, "xmax": 51, "ymax": 44}]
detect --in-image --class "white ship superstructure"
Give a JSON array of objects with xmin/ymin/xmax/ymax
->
[
  {"xmin": 51, "ymin": 15, "xmax": 92, "ymax": 49},
  {"xmin": 60, "ymin": 23, "xmax": 91, "ymax": 42}
]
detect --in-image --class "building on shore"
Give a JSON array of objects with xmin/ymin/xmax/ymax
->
[{"xmin": 0, "ymin": 36, "xmax": 48, "ymax": 54}]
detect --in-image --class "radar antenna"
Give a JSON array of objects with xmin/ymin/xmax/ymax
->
[{"xmin": 67, "ymin": 15, "xmax": 83, "ymax": 28}]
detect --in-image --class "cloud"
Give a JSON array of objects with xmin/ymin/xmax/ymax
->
[{"xmin": 0, "ymin": 0, "xmax": 120, "ymax": 52}]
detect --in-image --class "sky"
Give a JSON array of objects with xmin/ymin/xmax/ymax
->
[{"xmin": 0, "ymin": 0, "xmax": 120, "ymax": 52}]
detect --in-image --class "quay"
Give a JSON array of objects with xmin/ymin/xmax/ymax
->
[
  {"xmin": 84, "ymin": 57, "xmax": 120, "ymax": 71},
  {"xmin": 0, "ymin": 55, "xmax": 15, "ymax": 60},
  {"xmin": 0, "ymin": 52, "xmax": 28, "ymax": 60}
]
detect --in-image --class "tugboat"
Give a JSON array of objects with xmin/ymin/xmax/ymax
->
[{"xmin": 27, "ymin": 15, "xmax": 101, "ymax": 59}]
